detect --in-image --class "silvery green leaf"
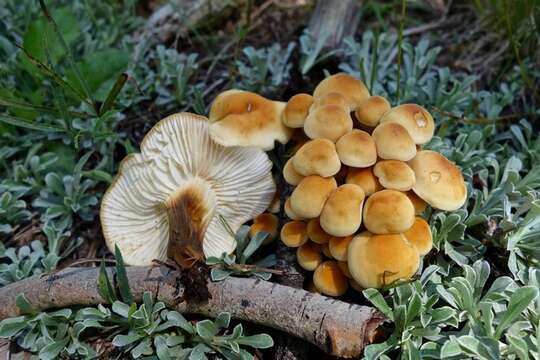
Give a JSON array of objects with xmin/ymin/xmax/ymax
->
[
  {"xmin": 112, "ymin": 332, "xmax": 143, "ymax": 347},
  {"xmin": 38, "ymin": 337, "xmax": 69, "ymax": 360},
  {"xmin": 131, "ymin": 337, "xmax": 153, "ymax": 358},
  {"xmin": 111, "ymin": 301, "xmax": 130, "ymax": 318},
  {"xmin": 406, "ymin": 293, "xmax": 422, "ymax": 324},
  {"xmin": 0, "ymin": 316, "xmax": 28, "ymax": 337},
  {"xmin": 237, "ymin": 334, "xmax": 273, "ymax": 349},
  {"xmin": 363, "ymin": 335, "xmax": 398, "ymax": 360},
  {"xmin": 456, "ymin": 335, "xmax": 500, "ymax": 360},
  {"xmin": 234, "ymin": 225, "xmax": 250, "ymax": 257},
  {"xmin": 167, "ymin": 311, "xmax": 194, "ymax": 334},
  {"xmin": 154, "ymin": 335, "xmax": 172, "ymax": 360},
  {"xmin": 215, "ymin": 312, "xmax": 231, "ymax": 329},
  {"xmin": 211, "ymin": 268, "xmax": 233, "ymax": 282},
  {"xmin": 189, "ymin": 343, "xmax": 210, "ymax": 360},
  {"xmin": 363, "ymin": 289, "xmax": 393, "ymax": 320},
  {"xmin": 196, "ymin": 319, "xmax": 218, "ymax": 339},
  {"xmin": 495, "ymin": 286, "xmax": 538, "ymax": 339},
  {"xmin": 239, "ymin": 232, "xmax": 268, "ymax": 264},
  {"xmin": 205, "ymin": 256, "xmax": 222, "ymax": 265},
  {"xmin": 440, "ymin": 338, "xmax": 462, "ymax": 358},
  {"xmin": 15, "ymin": 294, "xmax": 35, "ymax": 315},
  {"xmin": 506, "ymin": 334, "xmax": 530, "ymax": 360}
]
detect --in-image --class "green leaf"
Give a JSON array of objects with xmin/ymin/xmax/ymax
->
[
  {"xmin": 0, "ymin": 316, "xmax": 29, "ymax": 337},
  {"xmin": 196, "ymin": 319, "xmax": 218, "ymax": 339},
  {"xmin": 506, "ymin": 334, "xmax": 530, "ymax": 360},
  {"xmin": 495, "ymin": 286, "xmax": 538, "ymax": 339},
  {"xmin": 215, "ymin": 312, "xmax": 231, "ymax": 329},
  {"xmin": 239, "ymin": 232, "xmax": 268, "ymax": 264},
  {"xmin": 99, "ymin": 73, "xmax": 128, "ymax": 115},
  {"xmin": 112, "ymin": 301, "xmax": 131, "ymax": 318},
  {"xmin": 115, "ymin": 244, "xmax": 133, "ymax": 305},
  {"xmin": 112, "ymin": 332, "xmax": 143, "ymax": 347},
  {"xmin": 39, "ymin": 337, "xmax": 69, "ymax": 360},
  {"xmin": 237, "ymin": 334, "xmax": 274, "ymax": 349},
  {"xmin": 363, "ymin": 289, "xmax": 393, "ymax": 320},
  {"xmin": 15, "ymin": 294, "xmax": 35, "ymax": 315},
  {"xmin": 0, "ymin": 113, "xmax": 64, "ymax": 133},
  {"xmin": 211, "ymin": 268, "xmax": 233, "ymax": 282},
  {"xmin": 190, "ymin": 343, "xmax": 211, "ymax": 360},
  {"xmin": 456, "ymin": 335, "xmax": 500, "ymax": 360},
  {"xmin": 234, "ymin": 225, "xmax": 251, "ymax": 257},
  {"xmin": 167, "ymin": 311, "xmax": 195, "ymax": 334},
  {"xmin": 97, "ymin": 261, "xmax": 117, "ymax": 303}
]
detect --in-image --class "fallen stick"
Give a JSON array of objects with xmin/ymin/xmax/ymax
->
[{"xmin": 0, "ymin": 267, "xmax": 384, "ymax": 358}]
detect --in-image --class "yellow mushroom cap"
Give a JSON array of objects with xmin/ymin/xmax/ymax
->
[
  {"xmin": 297, "ymin": 242, "xmax": 323, "ymax": 271},
  {"xmin": 320, "ymin": 184, "xmax": 365, "ymax": 237},
  {"xmin": 289, "ymin": 175, "xmax": 337, "ymax": 219},
  {"xmin": 348, "ymin": 232, "xmax": 420, "ymax": 289},
  {"xmin": 304, "ymin": 105, "xmax": 353, "ymax": 143},
  {"xmin": 408, "ymin": 150, "xmax": 467, "ymax": 211},
  {"xmin": 354, "ymin": 96, "xmax": 391, "ymax": 127},
  {"xmin": 337, "ymin": 261, "xmax": 352, "ymax": 278},
  {"xmin": 363, "ymin": 190, "xmax": 415, "ymax": 234},
  {"xmin": 284, "ymin": 197, "xmax": 304, "ymax": 221},
  {"xmin": 249, "ymin": 213, "xmax": 279, "ymax": 244},
  {"xmin": 313, "ymin": 73, "xmax": 370, "ymax": 110},
  {"xmin": 311, "ymin": 92, "xmax": 349, "ymax": 110},
  {"xmin": 293, "ymin": 139, "xmax": 341, "ymax": 177},
  {"xmin": 372, "ymin": 122, "xmax": 417, "ymax": 161},
  {"xmin": 321, "ymin": 243, "xmax": 332, "ymax": 258},
  {"xmin": 380, "ymin": 104, "xmax": 435, "ymax": 145},
  {"xmin": 313, "ymin": 261, "xmax": 349, "ymax": 296},
  {"xmin": 329, "ymin": 235, "xmax": 354, "ymax": 261},
  {"xmin": 280, "ymin": 220, "xmax": 308, "ymax": 247},
  {"xmin": 404, "ymin": 217, "xmax": 433, "ymax": 256},
  {"xmin": 336, "ymin": 130, "xmax": 377, "ymax": 168},
  {"xmin": 373, "ymin": 160, "xmax": 416, "ymax": 191},
  {"xmin": 346, "ymin": 167, "xmax": 383, "ymax": 196},
  {"xmin": 403, "ymin": 191, "xmax": 428, "ymax": 215},
  {"xmin": 307, "ymin": 218, "xmax": 331, "ymax": 244},
  {"xmin": 283, "ymin": 158, "xmax": 304, "ymax": 186},
  {"xmin": 208, "ymin": 90, "xmax": 293, "ymax": 150},
  {"xmin": 282, "ymin": 93, "xmax": 314, "ymax": 128}
]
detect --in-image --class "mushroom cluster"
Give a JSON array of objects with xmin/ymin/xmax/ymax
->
[{"xmin": 280, "ymin": 73, "xmax": 467, "ymax": 295}]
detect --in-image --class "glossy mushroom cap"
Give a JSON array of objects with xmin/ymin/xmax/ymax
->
[
  {"xmin": 249, "ymin": 213, "xmax": 279, "ymax": 244},
  {"xmin": 289, "ymin": 176, "xmax": 337, "ymax": 218},
  {"xmin": 408, "ymin": 150, "xmax": 467, "ymax": 211},
  {"xmin": 348, "ymin": 232, "xmax": 420, "ymax": 289},
  {"xmin": 280, "ymin": 221, "xmax": 308, "ymax": 247},
  {"xmin": 311, "ymin": 92, "xmax": 349, "ymax": 110},
  {"xmin": 346, "ymin": 167, "xmax": 383, "ymax": 196},
  {"xmin": 208, "ymin": 90, "xmax": 292, "ymax": 150},
  {"xmin": 283, "ymin": 158, "xmax": 304, "ymax": 186},
  {"xmin": 336, "ymin": 130, "xmax": 377, "ymax": 168},
  {"xmin": 363, "ymin": 190, "xmax": 415, "ymax": 234},
  {"xmin": 372, "ymin": 122, "xmax": 416, "ymax": 161},
  {"xmin": 404, "ymin": 217, "xmax": 433, "ymax": 256},
  {"xmin": 304, "ymin": 105, "xmax": 353, "ymax": 142},
  {"xmin": 297, "ymin": 242, "xmax": 323, "ymax": 271},
  {"xmin": 355, "ymin": 96, "xmax": 391, "ymax": 127},
  {"xmin": 320, "ymin": 184, "xmax": 365, "ymax": 237},
  {"xmin": 313, "ymin": 73, "xmax": 370, "ymax": 110},
  {"xmin": 313, "ymin": 261, "xmax": 349, "ymax": 296},
  {"xmin": 284, "ymin": 197, "xmax": 304, "ymax": 220},
  {"xmin": 282, "ymin": 93, "xmax": 314, "ymax": 128},
  {"xmin": 293, "ymin": 139, "xmax": 341, "ymax": 177},
  {"xmin": 100, "ymin": 113, "xmax": 275, "ymax": 266},
  {"xmin": 380, "ymin": 104, "xmax": 435, "ymax": 145},
  {"xmin": 329, "ymin": 235, "xmax": 354, "ymax": 261},
  {"xmin": 307, "ymin": 218, "xmax": 332, "ymax": 244},
  {"xmin": 373, "ymin": 160, "xmax": 416, "ymax": 191}
]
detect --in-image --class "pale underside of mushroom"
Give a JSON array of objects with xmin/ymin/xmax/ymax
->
[{"xmin": 100, "ymin": 113, "xmax": 275, "ymax": 266}]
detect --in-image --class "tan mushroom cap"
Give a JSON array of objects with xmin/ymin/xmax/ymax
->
[
  {"xmin": 380, "ymin": 104, "xmax": 435, "ymax": 145},
  {"xmin": 337, "ymin": 261, "xmax": 352, "ymax": 278},
  {"xmin": 297, "ymin": 242, "xmax": 323, "ymax": 271},
  {"xmin": 355, "ymin": 96, "xmax": 391, "ymax": 127},
  {"xmin": 336, "ymin": 130, "xmax": 377, "ymax": 168},
  {"xmin": 346, "ymin": 167, "xmax": 383, "ymax": 196},
  {"xmin": 249, "ymin": 213, "xmax": 278, "ymax": 244},
  {"xmin": 283, "ymin": 158, "xmax": 304, "ymax": 186},
  {"xmin": 313, "ymin": 73, "xmax": 370, "ymax": 110},
  {"xmin": 348, "ymin": 232, "xmax": 420, "ymax": 289},
  {"xmin": 404, "ymin": 217, "xmax": 433, "ymax": 256},
  {"xmin": 373, "ymin": 160, "xmax": 416, "ymax": 191},
  {"xmin": 289, "ymin": 176, "xmax": 337, "ymax": 218},
  {"xmin": 403, "ymin": 191, "xmax": 428, "ymax": 215},
  {"xmin": 312, "ymin": 92, "xmax": 349, "ymax": 109},
  {"xmin": 208, "ymin": 89, "xmax": 293, "ymax": 150},
  {"xmin": 282, "ymin": 93, "xmax": 314, "ymax": 128},
  {"xmin": 321, "ymin": 243, "xmax": 332, "ymax": 258},
  {"xmin": 363, "ymin": 190, "xmax": 415, "ymax": 234},
  {"xmin": 329, "ymin": 235, "xmax": 354, "ymax": 261},
  {"xmin": 304, "ymin": 105, "xmax": 353, "ymax": 142},
  {"xmin": 320, "ymin": 184, "xmax": 365, "ymax": 237},
  {"xmin": 280, "ymin": 221, "xmax": 308, "ymax": 247},
  {"xmin": 293, "ymin": 139, "xmax": 341, "ymax": 177},
  {"xmin": 284, "ymin": 197, "xmax": 304, "ymax": 221},
  {"xmin": 372, "ymin": 122, "xmax": 416, "ymax": 161},
  {"xmin": 307, "ymin": 218, "xmax": 331, "ymax": 244},
  {"xmin": 408, "ymin": 150, "xmax": 467, "ymax": 211},
  {"xmin": 313, "ymin": 261, "xmax": 349, "ymax": 296}
]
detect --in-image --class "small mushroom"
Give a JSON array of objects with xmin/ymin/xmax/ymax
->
[
  {"xmin": 321, "ymin": 243, "xmax": 332, "ymax": 258},
  {"xmin": 311, "ymin": 92, "xmax": 349, "ymax": 110},
  {"xmin": 282, "ymin": 93, "xmax": 314, "ymax": 128},
  {"xmin": 329, "ymin": 235, "xmax": 354, "ymax": 261},
  {"xmin": 354, "ymin": 96, "xmax": 391, "ymax": 128},
  {"xmin": 380, "ymin": 104, "xmax": 435, "ymax": 145},
  {"xmin": 408, "ymin": 150, "xmax": 467, "ymax": 211},
  {"xmin": 348, "ymin": 232, "xmax": 420, "ymax": 289},
  {"xmin": 293, "ymin": 139, "xmax": 341, "ymax": 177},
  {"xmin": 289, "ymin": 175, "xmax": 337, "ymax": 218},
  {"xmin": 307, "ymin": 218, "xmax": 332, "ymax": 244},
  {"xmin": 208, "ymin": 90, "xmax": 293, "ymax": 150},
  {"xmin": 320, "ymin": 184, "xmax": 365, "ymax": 237},
  {"xmin": 283, "ymin": 158, "xmax": 304, "ymax": 186},
  {"xmin": 372, "ymin": 122, "xmax": 416, "ymax": 161},
  {"xmin": 336, "ymin": 130, "xmax": 377, "ymax": 168},
  {"xmin": 304, "ymin": 105, "xmax": 353, "ymax": 142},
  {"xmin": 403, "ymin": 191, "xmax": 428, "ymax": 215},
  {"xmin": 249, "ymin": 213, "xmax": 279, "ymax": 244},
  {"xmin": 100, "ymin": 113, "xmax": 275, "ymax": 266},
  {"xmin": 284, "ymin": 197, "xmax": 304, "ymax": 220},
  {"xmin": 313, "ymin": 73, "xmax": 370, "ymax": 110},
  {"xmin": 404, "ymin": 217, "xmax": 433, "ymax": 256},
  {"xmin": 363, "ymin": 190, "xmax": 415, "ymax": 234},
  {"xmin": 373, "ymin": 160, "xmax": 416, "ymax": 191},
  {"xmin": 346, "ymin": 167, "xmax": 383, "ymax": 196},
  {"xmin": 313, "ymin": 261, "xmax": 349, "ymax": 296},
  {"xmin": 297, "ymin": 242, "xmax": 323, "ymax": 271},
  {"xmin": 280, "ymin": 221, "xmax": 308, "ymax": 247}
]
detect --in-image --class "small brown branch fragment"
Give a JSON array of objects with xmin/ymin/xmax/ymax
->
[{"xmin": 0, "ymin": 267, "xmax": 384, "ymax": 358}]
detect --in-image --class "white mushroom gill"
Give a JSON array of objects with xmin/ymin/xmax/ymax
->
[{"xmin": 100, "ymin": 113, "xmax": 276, "ymax": 266}]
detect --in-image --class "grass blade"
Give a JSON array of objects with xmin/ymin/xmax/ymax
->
[
  {"xmin": 114, "ymin": 244, "xmax": 134, "ymax": 305},
  {"xmin": 99, "ymin": 73, "xmax": 128, "ymax": 115},
  {"xmin": 0, "ymin": 113, "xmax": 64, "ymax": 132},
  {"xmin": 98, "ymin": 261, "xmax": 117, "ymax": 303}
]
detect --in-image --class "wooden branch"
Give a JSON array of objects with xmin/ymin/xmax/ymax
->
[
  {"xmin": 0, "ymin": 267, "xmax": 384, "ymax": 358},
  {"xmin": 307, "ymin": 0, "xmax": 361, "ymax": 48}
]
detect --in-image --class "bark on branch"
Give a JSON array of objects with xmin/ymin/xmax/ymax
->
[{"xmin": 0, "ymin": 267, "xmax": 384, "ymax": 358}]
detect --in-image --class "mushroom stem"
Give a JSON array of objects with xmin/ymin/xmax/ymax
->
[{"xmin": 0, "ymin": 267, "xmax": 384, "ymax": 358}]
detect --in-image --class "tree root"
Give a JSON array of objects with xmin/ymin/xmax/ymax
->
[{"xmin": 0, "ymin": 266, "xmax": 385, "ymax": 358}]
